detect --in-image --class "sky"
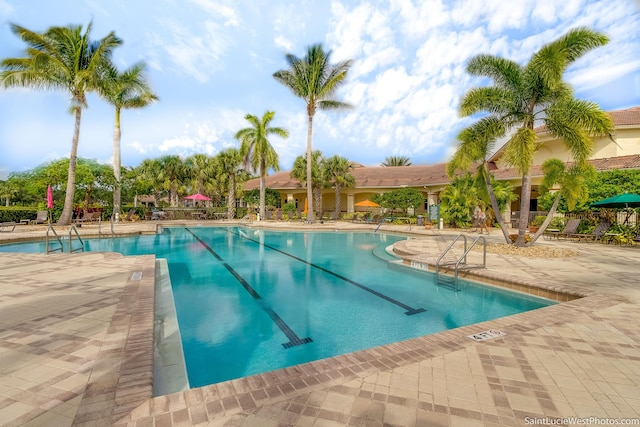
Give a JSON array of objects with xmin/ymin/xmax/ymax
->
[{"xmin": 1, "ymin": 0, "xmax": 639, "ymax": 180}]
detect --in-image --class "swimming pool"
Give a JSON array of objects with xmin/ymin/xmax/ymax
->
[{"xmin": 0, "ymin": 226, "xmax": 554, "ymax": 388}]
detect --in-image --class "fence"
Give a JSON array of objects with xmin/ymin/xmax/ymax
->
[{"xmin": 510, "ymin": 210, "xmax": 638, "ymax": 228}]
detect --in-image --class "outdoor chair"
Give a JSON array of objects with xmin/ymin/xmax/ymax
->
[
  {"xmin": 123, "ymin": 209, "xmax": 136, "ymax": 221},
  {"xmin": 75, "ymin": 211, "xmax": 93, "ymax": 224},
  {"xmin": 549, "ymin": 218, "xmax": 581, "ymax": 240},
  {"xmin": 0, "ymin": 222, "xmax": 16, "ymax": 232},
  {"xmin": 570, "ymin": 222, "xmax": 611, "ymax": 242},
  {"xmin": 31, "ymin": 210, "xmax": 48, "ymax": 225}
]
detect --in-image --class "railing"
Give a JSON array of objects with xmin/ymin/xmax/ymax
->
[
  {"xmin": 68, "ymin": 226, "xmax": 85, "ymax": 253},
  {"xmin": 45, "ymin": 226, "xmax": 64, "ymax": 254},
  {"xmin": 434, "ymin": 234, "xmax": 486, "ymax": 290},
  {"xmin": 45, "ymin": 225, "xmax": 85, "ymax": 254},
  {"xmin": 238, "ymin": 214, "xmax": 253, "ymax": 226}
]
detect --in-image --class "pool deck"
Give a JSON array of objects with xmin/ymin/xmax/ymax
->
[{"xmin": 0, "ymin": 220, "xmax": 639, "ymax": 426}]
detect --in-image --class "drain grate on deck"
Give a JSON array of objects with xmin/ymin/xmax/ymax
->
[
  {"xmin": 130, "ymin": 272, "xmax": 143, "ymax": 281},
  {"xmin": 468, "ymin": 329, "xmax": 505, "ymax": 342}
]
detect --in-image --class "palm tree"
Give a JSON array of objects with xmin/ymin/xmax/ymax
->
[
  {"xmin": 98, "ymin": 61, "xmax": 158, "ymax": 221},
  {"xmin": 455, "ymin": 27, "xmax": 614, "ymax": 246},
  {"xmin": 156, "ymin": 155, "xmax": 185, "ymax": 207},
  {"xmin": 273, "ymin": 43, "xmax": 353, "ymax": 223},
  {"xmin": 215, "ymin": 148, "xmax": 243, "ymax": 220},
  {"xmin": 235, "ymin": 111, "xmax": 288, "ymax": 220},
  {"xmin": 381, "ymin": 156, "xmax": 412, "ymax": 166},
  {"xmin": 291, "ymin": 150, "xmax": 325, "ymax": 217},
  {"xmin": 323, "ymin": 155, "xmax": 355, "ymax": 217},
  {"xmin": 185, "ymin": 154, "xmax": 215, "ymax": 195},
  {"xmin": 1, "ymin": 23, "xmax": 122, "ymax": 225}
]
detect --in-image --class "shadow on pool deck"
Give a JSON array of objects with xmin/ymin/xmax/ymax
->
[{"xmin": 0, "ymin": 221, "xmax": 639, "ymax": 426}]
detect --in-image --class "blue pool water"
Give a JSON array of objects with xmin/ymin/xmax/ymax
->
[{"xmin": 0, "ymin": 227, "xmax": 554, "ymax": 387}]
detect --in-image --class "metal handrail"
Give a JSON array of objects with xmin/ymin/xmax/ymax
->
[
  {"xmin": 453, "ymin": 235, "xmax": 486, "ymax": 279},
  {"xmin": 69, "ymin": 225, "xmax": 85, "ymax": 253},
  {"xmin": 238, "ymin": 214, "xmax": 253, "ymax": 225},
  {"xmin": 435, "ymin": 234, "xmax": 486, "ymax": 290},
  {"xmin": 435, "ymin": 234, "xmax": 467, "ymax": 276},
  {"xmin": 45, "ymin": 225, "xmax": 64, "ymax": 254}
]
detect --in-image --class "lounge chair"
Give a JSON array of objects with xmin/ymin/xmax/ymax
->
[
  {"xmin": 75, "ymin": 211, "xmax": 93, "ymax": 224},
  {"xmin": 123, "ymin": 209, "xmax": 136, "ymax": 221},
  {"xmin": 0, "ymin": 222, "xmax": 16, "ymax": 232},
  {"xmin": 31, "ymin": 210, "xmax": 49, "ymax": 225},
  {"xmin": 570, "ymin": 222, "xmax": 611, "ymax": 242},
  {"xmin": 547, "ymin": 218, "xmax": 580, "ymax": 240}
]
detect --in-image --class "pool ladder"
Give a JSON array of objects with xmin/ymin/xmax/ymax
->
[
  {"xmin": 45, "ymin": 225, "xmax": 85, "ymax": 254},
  {"xmin": 435, "ymin": 234, "xmax": 486, "ymax": 290}
]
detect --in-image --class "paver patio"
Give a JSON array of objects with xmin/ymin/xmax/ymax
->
[{"xmin": 0, "ymin": 220, "xmax": 638, "ymax": 426}]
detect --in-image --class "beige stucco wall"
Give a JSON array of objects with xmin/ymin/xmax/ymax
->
[{"xmin": 532, "ymin": 127, "xmax": 640, "ymax": 165}]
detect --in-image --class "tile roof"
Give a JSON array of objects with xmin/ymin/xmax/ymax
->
[
  {"xmin": 246, "ymin": 106, "xmax": 640, "ymax": 191},
  {"xmin": 247, "ymin": 154, "xmax": 640, "ymax": 190}
]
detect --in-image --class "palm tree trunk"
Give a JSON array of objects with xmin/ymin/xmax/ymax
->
[
  {"xmin": 514, "ymin": 173, "xmax": 533, "ymax": 246},
  {"xmin": 306, "ymin": 113, "xmax": 314, "ymax": 223},
  {"xmin": 259, "ymin": 171, "xmax": 266, "ymax": 220},
  {"xmin": 335, "ymin": 186, "xmax": 341, "ymax": 217},
  {"xmin": 228, "ymin": 174, "xmax": 236, "ymax": 220},
  {"xmin": 483, "ymin": 163, "xmax": 511, "ymax": 242},
  {"xmin": 113, "ymin": 107, "xmax": 122, "ymax": 222},
  {"xmin": 58, "ymin": 108, "xmax": 82, "ymax": 225},
  {"xmin": 528, "ymin": 191, "xmax": 562, "ymax": 245}
]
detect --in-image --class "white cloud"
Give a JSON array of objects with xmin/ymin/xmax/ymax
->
[
  {"xmin": 274, "ymin": 35, "xmax": 292, "ymax": 51},
  {"xmin": 190, "ymin": 0, "xmax": 239, "ymax": 27},
  {"xmin": 147, "ymin": 15, "xmax": 233, "ymax": 83}
]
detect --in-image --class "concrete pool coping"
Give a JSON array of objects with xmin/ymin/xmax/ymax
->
[{"xmin": 1, "ymin": 220, "xmax": 639, "ymax": 425}]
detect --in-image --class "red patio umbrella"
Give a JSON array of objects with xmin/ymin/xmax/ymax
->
[
  {"xmin": 46, "ymin": 185, "xmax": 53, "ymax": 209},
  {"xmin": 184, "ymin": 193, "xmax": 212, "ymax": 201}
]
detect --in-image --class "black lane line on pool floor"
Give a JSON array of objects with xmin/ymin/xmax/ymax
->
[
  {"xmin": 185, "ymin": 228, "xmax": 312, "ymax": 349},
  {"xmin": 230, "ymin": 228, "xmax": 425, "ymax": 316}
]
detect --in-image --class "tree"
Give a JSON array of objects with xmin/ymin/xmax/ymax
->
[
  {"xmin": 215, "ymin": 148, "xmax": 244, "ymax": 219},
  {"xmin": 439, "ymin": 175, "xmax": 476, "ymax": 228},
  {"xmin": 528, "ymin": 159, "xmax": 594, "ymax": 243},
  {"xmin": 273, "ymin": 43, "xmax": 353, "ymax": 223},
  {"xmin": 455, "ymin": 27, "xmax": 614, "ymax": 246},
  {"xmin": 381, "ymin": 156, "xmax": 412, "ymax": 166},
  {"xmin": 98, "ymin": 61, "xmax": 158, "ymax": 220},
  {"xmin": 1, "ymin": 22, "xmax": 122, "ymax": 225},
  {"xmin": 185, "ymin": 154, "xmax": 216, "ymax": 195},
  {"xmin": 323, "ymin": 155, "xmax": 354, "ymax": 217},
  {"xmin": 376, "ymin": 188, "xmax": 424, "ymax": 216},
  {"xmin": 291, "ymin": 150, "xmax": 325, "ymax": 216},
  {"xmin": 148, "ymin": 155, "xmax": 185, "ymax": 206},
  {"xmin": 235, "ymin": 111, "xmax": 288, "ymax": 220}
]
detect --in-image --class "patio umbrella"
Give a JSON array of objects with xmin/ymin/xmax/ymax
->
[
  {"xmin": 354, "ymin": 199, "xmax": 380, "ymax": 207},
  {"xmin": 591, "ymin": 193, "xmax": 640, "ymax": 209},
  {"xmin": 184, "ymin": 193, "xmax": 212, "ymax": 201},
  {"xmin": 46, "ymin": 185, "xmax": 53, "ymax": 209}
]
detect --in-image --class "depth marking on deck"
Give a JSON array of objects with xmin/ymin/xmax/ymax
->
[
  {"xmin": 230, "ymin": 228, "xmax": 425, "ymax": 316},
  {"xmin": 185, "ymin": 228, "xmax": 312, "ymax": 349}
]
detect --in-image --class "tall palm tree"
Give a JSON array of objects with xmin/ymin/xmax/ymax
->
[
  {"xmin": 215, "ymin": 148, "xmax": 244, "ymax": 220},
  {"xmin": 323, "ymin": 155, "xmax": 354, "ymax": 217},
  {"xmin": 1, "ymin": 22, "xmax": 122, "ymax": 225},
  {"xmin": 291, "ymin": 150, "xmax": 325, "ymax": 217},
  {"xmin": 98, "ymin": 61, "xmax": 158, "ymax": 221},
  {"xmin": 381, "ymin": 156, "xmax": 412, "ymax": 166},
  {"xmin": 235, "ymin": 111, "xmax": 288, "ymax": 220},
  {"xmin": 273, "ymin": 43, "xmax": 353, "ymax": 223},
  {"xmin": 455, "ymin": 27, "xmax": 614, "ymax": 246}
]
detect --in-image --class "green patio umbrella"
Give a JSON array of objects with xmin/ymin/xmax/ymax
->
[{"xmin": 591, "ymin": 193, "xmax": 640, "ymax": 209}]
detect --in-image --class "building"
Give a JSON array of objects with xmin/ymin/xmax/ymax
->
[{"xmin": 245, "ymin": 106, "xmax": 640, "ymax": 217}]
